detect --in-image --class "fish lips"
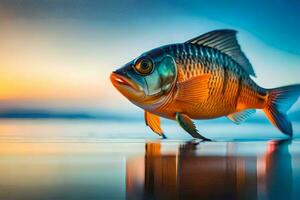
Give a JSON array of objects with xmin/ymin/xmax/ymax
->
[{"xmin": 110, "ymin": 71, "xmax": 140, "ymax": 92}]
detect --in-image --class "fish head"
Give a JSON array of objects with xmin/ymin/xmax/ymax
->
[{"xmin": 110, "ymin": 48, "xmax": 177, "ymax": 106}]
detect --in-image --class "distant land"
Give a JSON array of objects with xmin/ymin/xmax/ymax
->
[
  {"xmin": 0, "ymin": 109, "xmax": 298, "ymax": 122},
  {"xmin": 0, "ymin": 109, "xmax": 139, "ymax": 121}
]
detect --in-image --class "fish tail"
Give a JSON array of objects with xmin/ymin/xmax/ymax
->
[{"xmin": 263, "ymin": 84, "xmax": 300, "ymax": 137}]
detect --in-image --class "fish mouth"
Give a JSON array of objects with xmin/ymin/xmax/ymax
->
[{"xmin": 110, "ymin": 71, "xmax": 139, "ymax": 91}]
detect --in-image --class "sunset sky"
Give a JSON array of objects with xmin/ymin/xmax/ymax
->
[{"xmin": 1, "ymin": 0, "xmax": 300, "ymax": 115}]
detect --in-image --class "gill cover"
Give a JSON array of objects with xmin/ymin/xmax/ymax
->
[{"xmin": 143, "ymin": 55, "xmax": 177, "ymax": 96}]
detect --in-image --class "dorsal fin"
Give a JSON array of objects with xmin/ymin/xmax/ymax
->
[{"xmin": 185, "ymin": 29, "xmax": 256, "ymax": 77}]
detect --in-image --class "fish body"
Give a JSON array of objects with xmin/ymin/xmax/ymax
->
[
  {"xmin": 141, "ymin": 43, "xmax": 267, "ymax": 120},
  {"xmin": 110, "ymin": 29, "xmax": 300, "ymax": 139}
]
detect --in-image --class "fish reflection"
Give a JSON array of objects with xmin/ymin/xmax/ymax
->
[
  {"xmin": 126, "ymin": 140, "xmax": 293, "ymax": 200},
  {"xmin": 264, "ymin": 139, "xmax": 293, "ymax": 200}
]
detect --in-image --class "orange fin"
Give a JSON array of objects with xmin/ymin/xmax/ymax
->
[
  {"xmin": 263, "ymin": 84, "xmax": 300, "ymax": 137},
  {"xmin": 227, "ymin": 109, "xmax": 256, "ymax": 124},
  {"xmin": 144, "ymin": 111, "xmax": 163, "ymax": 136},
  {"xmin": 176, "ymin": 74, "xmax": 211, "ymax": 104}
]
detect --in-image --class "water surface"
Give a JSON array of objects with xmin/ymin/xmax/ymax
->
[{"xmin": 0, "ymin": 119, "xmax": 299, "ymax": 200}]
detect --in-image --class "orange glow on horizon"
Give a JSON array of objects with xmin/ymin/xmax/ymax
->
[
  {"xmin": 0, "ymin": 70, "xmax": 106, "ymax": 101},
  {"xmin": 0, "ymin": 17, "xmax": 120, "ymax": 109}
]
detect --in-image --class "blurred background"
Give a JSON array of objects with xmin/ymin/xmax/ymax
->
[
  {"xmin": 0, "ymin": 0, "xmax": 300, "ymax": 139},
  {"xmin": 1, "ymin": 1, "xmax": 300, "ymax": 200}
]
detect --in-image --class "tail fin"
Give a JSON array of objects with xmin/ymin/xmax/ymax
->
[{"xmin": 264, "ymin": 84, "xmax": 300, "ymax": 137}]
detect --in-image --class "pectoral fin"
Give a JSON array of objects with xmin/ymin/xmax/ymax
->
[
  {"xmin": 176, "ymin": 74, "xmax": 211, "ymax": 104},
  {"xmin": 227, "ymin": 109, "xmax": 256, "ymax": 124},
  {"xmin": 175, "ymin": 112, "xmax": 211, "ymax": 141},
  {"xmin": 144, "ymin": 111, "xmax": 165, "ymax": 137}
]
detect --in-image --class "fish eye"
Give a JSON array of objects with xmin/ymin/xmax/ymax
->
[{"xmin": 134, "ymin": 57, "xmax": 154, "ymax": 75}]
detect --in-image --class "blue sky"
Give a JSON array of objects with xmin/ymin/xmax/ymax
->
[{"xmin": 0, "ymin": 0, "xmax": 299, "ymax": 115}]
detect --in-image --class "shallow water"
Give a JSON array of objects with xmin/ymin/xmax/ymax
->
[{"xmin": 0, "ymin": 120, "xmax": 299, "ymax": 200}]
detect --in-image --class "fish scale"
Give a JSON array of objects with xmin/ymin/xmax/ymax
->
[
  {"xmin": 164, "ymin": 43, "xmax": 246, "ymax": 117},
  {"xmin": 111, "ymin": 29, "xmax": 300, "ymax": 138}
]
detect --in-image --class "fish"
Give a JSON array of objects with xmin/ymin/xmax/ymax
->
[{"xmin": 110, "ymin": 29, "xmax": 300, "ymax": 140}]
